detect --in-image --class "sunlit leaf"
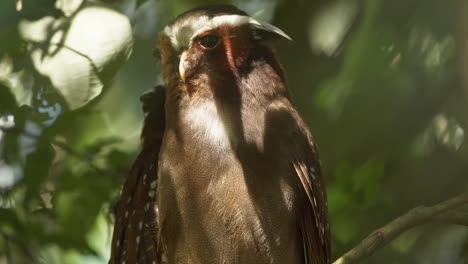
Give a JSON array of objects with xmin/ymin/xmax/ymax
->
[
  {"xmin": 432, "ymin": 114, "xmax": 465, "ymax": 151},
  {"xmin": 18, "ymin": 3, "xmax": 133, "ymax": 110},
  {"xmin": 55, "ymin": 0, "xmax": 84, "ymax": 16}
]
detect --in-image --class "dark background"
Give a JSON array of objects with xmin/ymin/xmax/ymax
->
[{"xmin": 0, "ymin": 0, "xmax": 467, "ymax": 263}]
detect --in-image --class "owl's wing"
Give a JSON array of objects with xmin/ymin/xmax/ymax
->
[
  {"xmin": 109, "ymin": 86, "xmax": 166, "ymax": 264},
  {"xmin": 266, "ymin": 103, "xmax": 330, "ymax": 263},
  {"xmin": 290, "ymin": 122, "xmax": 331, "ymax": 264}
]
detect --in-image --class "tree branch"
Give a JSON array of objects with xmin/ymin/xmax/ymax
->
[
  {"xmin": 333, "ymin": 192, "xmax": 468, "ymax": 264},
  {"xmin": 432, "ymin": 205, "xmax": 468, "ymax": 226}
]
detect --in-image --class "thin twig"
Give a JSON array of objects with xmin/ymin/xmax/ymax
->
[
  {"xmin": 50, "ymin": 138, "xmax": 112, "ymax": 176},
  {"xmin": 0, "ymin": 126, "xmax": 114, "ymax": 176},
  {"xmin": 333, "ymin": 192, "xmax": 468, "ymax": 264}
]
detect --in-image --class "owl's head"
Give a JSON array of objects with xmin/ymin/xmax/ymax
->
[{"xmin": 158, "ymin": 5, "xmax": 291, "ymax": 89}]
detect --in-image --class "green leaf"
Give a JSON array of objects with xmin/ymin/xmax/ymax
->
[
  {"xmin": 18, "ymin": 3, "xmax": 133, "ymax": 110},
  {"xmin": 0, "ymin": 82, "xmax": 18, "ymax": 114},
  {"xmin": 55, "ymin": 0, "xmax": 84, "ymax": 16}
]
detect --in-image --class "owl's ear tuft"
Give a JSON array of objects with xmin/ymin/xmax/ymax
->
[{"xmin": 249, "ymin": 18, "xmax": 292, "ymax": 43}]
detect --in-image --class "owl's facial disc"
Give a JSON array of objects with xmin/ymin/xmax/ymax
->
[{"xmin": 164, "ymin": 13, "xmax": 291, "ymax": 83}]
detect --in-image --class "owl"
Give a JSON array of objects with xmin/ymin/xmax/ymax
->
[{"xmin": 110, "ymin": 5, "xmax": 330, "ymax": 264}]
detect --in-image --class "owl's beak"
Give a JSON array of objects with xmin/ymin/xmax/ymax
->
[{"xmin": 179, "ymin": 51, "xmax": 188, "ymax": 83}]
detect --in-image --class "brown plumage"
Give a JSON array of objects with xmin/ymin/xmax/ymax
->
[
  {"xmin": 109, "ymin": 86, "xmax": 165, "ymax": 263},
  {"xmin": 110, "ymin": 5, "xmax": 330, "ymax": 264}
]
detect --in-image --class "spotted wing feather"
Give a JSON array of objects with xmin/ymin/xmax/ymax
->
[{"xmin": 109, "ymin": 86, "xmax": 166, "ymax": 264}]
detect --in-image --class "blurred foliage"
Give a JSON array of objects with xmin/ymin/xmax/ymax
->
[{"xmin": 0, "ymin": 0, "xmax": 467, "ymax": 263}]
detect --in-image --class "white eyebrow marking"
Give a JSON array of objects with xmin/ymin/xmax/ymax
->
[{"xmin": 163, "ymin": 14, "xmax": 291, "ymax": 51}]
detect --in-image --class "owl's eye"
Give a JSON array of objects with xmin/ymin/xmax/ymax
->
[{"xmin": 197, "ymin": 34, "xmax": 220, "ymax": 50}]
